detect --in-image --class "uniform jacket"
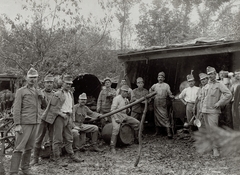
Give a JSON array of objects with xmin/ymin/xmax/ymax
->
[
  {"xmin": 131, "ymin": 87, "xmax": 148, "ymax": 113},
  {"xmin": 73, "ymin": 104, "xmax": 99, "ymax": 127},
  {"xmin": 13, "ymin": 85, "xmax": 46, "ymax": 125},
  {"xmin": 201, "ymin": 80, "xmax": 232, "ymax": 114},
  {"xmin": 97, "ymin": 88, "xmax": 116, "ymax": 113},
  {"xmin": 41, "ymin": 89, "xmax": 74, "ymax": 125}
]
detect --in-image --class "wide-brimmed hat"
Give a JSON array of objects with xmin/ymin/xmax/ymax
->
[
  {"xmin": 79, "ymin": 93, "xmax": 87, "ymax": 100},
  {"xmin": 44, "ymin": 74, "xmax": 54, "ymax": 82},
  {"xmin": 63, "ymin": 75, "xmax": 73, "ymax": 84},
  {"xmin": 121, "ymin": 85, "xmax": 129, "ymax": 91},
  {"xmin": 27, "ymin": 68, "xmax": 38, "ymax": 78}
]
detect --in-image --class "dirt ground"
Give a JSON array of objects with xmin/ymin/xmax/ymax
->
[{"xmin": 2, "ymin": 130, "xmax": 240, "ymax": 175}]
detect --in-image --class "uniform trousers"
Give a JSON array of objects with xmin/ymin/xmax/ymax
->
[
  {"xmin": 72, "ymin": 124, "xmax": 98, "ymax": 149},
  {"xmin": 35, "ymin": 120, "xmax": 53, "ymax": 148},
  {"xmin": 52, "ymin": 116, "xmax": 74, "ymax": 156},
  {"xmin": 186, "ymin": 103, "xmax": 195, "ymax": 123},
  {"xmin": 14, "ymin": 124, "xmax": 38, "ymax": 152},
  {"xmin": 203, "ymin": 113, "xmax": 219, "ymax": 148},
  {"xmin": 111, "ymin": 113, "xmax": 140, "ymax": 136}
]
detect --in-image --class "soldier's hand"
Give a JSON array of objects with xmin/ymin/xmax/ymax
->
[
  {"xmin": 74, "ymin": 126, "xmax": 80, "ymax": 130},
  {"xmin": 36, "ymin": 89, "xmax": 44, "ymax": 99},
  {"xmin": 213, "ymin": 103, "xmax": 220, "ymax": 109},
  {"xmin": 61, "ymin": 113, "xmax": 67, "ymax": 119},
  {"xmin": 15, "ymin": 124, "xmax": 23, "ymax": 134}
]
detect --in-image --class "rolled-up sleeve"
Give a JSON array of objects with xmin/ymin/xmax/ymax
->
[{"xmin": 13, "ymin": 89, "xmax": 22, "ymax": 125}]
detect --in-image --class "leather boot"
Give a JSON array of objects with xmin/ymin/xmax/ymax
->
[
  {"xmin": 89, "ymin": 131, "xmax": 103, "ymax": 152},
  {"xmin": 53, "ymin": 146, "xmax": 67, "ymax": 167},
  {"xmin": 69, "ymin": 154, "xmax": 84, "ymax": 163},
  {"xmin": 166, "ymin": 127, "xmax": 173, "ymax": 139},
  {"xmin": 20, "ymin": 150, "xmax": 33, "ymax": 175},
  {"xmin": 30, "ymin": 147, "xmax": 41, "ymax": 166},
  {"xmin": 10, "ymin": 151, "xmax": 22, "ymax": 175},
  {"xmin": 110, "ymin": 135, "xmax": 117, "ymax": 154}
]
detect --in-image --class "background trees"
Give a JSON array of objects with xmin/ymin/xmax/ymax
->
[{"xmin": 0, "ymin": 0, "xmax": 239, "ymax": 78}]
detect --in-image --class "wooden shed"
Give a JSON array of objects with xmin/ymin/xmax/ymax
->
[{"xmin": 117, "ymin": 39, "xmax": 240, "ymax": 94}]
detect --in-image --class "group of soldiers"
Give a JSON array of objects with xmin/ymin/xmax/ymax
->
[{"xmin": 8, "ymin": 64, "xmax": 238, "ymax": 174}]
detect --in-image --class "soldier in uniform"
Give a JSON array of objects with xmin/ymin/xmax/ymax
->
[
  {"xmin": 72, "ymin": 93, "xmax": 102, "ymax": 152},
  {"xmin": 116, "ymin": 79, "xmax": 134, "ymax": 101},
  {"xmin": 131, "ymin": 77, "xmax": 149, "ymax": 121},
  {"xmin": 10, "ymin": 68, "xmax": 46, "ymax": 175},
  {"xmin": 194, "ymin": 73, "xmax": 209, "ymax": 127},
  {"xmin": 31, "ymin": 74, "xmax": 55, "ymax": 166},
  {"xmin": 97, "ymin": 77, "xmax": 116, "ymax": 124},
  {"xmin": 41, "ymin": 75, "xmax": 83, "ymax": 165},
  {"xmin": 149, "ymin": 72, "xmax": 174, "ymax": 138},
  {"xmin": 201, "ymin": 66, "xmax": 232, "ymax": 157},
  {"xmin": 110, "ymin": 85, "xmax": 140, "ymax": 154}
]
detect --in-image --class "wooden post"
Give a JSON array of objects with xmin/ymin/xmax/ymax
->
[
  {"xmin": 89, "ymin": 91, "xmax": 157, "ymax": 122},
  {"xmin": 134, "ymin": 99, "xmax": 148, "ymax": 167}
]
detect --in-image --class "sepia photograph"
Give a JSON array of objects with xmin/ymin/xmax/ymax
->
[{"xmin": 1, "ymin": 0, "xmax": 240, "ymax": 174}]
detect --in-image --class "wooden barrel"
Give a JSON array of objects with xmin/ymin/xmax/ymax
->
[{"xmin": 101, "ymin": 123, "xmax": 134, "ymax": 146}]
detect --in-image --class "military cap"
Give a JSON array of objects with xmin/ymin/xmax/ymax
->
[
  {"xmin": 136, "ymin": 77, "xmax": 144, "ymax": 83},
  {"xmin": 235, "ymin": 69, "xmax": 240, "ymax": 75},
  {"xmin": 158, "ymin": 72, "xmax": 165, "ymax": 78},
  {"xmin": 186, "ymin": 74, "xmax": 194, "ymax": 81},
  {"xmin": 63, "ymin": 75, "xmax": 73, "ymax": 84},
  {"xmin": 103, "ymin": 77, "xmax": 111, "ymax": 83},
  {"xmin": 206, "ymin": 66, "xmax": 216, "ymax": 75},
  {"xmin": 79, "ymin": 93, "xmax": 87, "ymax": 100},
  {"xmin": 27, "ymin": 68, "xmax": 38, "ymax": 78},
  {"xmin": 219, "ymin": 70, "xmax": 228, "ymax": 78},
  {"xmin": 44, "ymin": 74, "xmax": 54, "ymax": 82},
  {"xmin": 121, "ymin": 85, "xmax": 129, "ymax": 91},
  {"xmin": 199, "ymin": 73, "xmax": 208, "ymax": 80}
]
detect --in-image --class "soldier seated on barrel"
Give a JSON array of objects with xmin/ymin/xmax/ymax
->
[
  {"xmin": 110, "ymin": 85, "xmax": 140, "ymax": 154},
  {"xmin": 72, "ymin": 93, "xmax": 103, "ymax": 152}
]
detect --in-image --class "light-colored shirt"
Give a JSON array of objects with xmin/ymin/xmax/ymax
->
[
  {"xmin": 61, "ymin": 91, "xmax": 73, "ymax": 113},
  {"xmin": 116, "ymin": 88, "xmax": 133, "ymax": 100},
  {"xmin": 111, "ymin": 95, "xmax": 129, "ymax": 114},
  {"xmin": 179, "ymin": 86, "xmax": 200, "ymax": 103}
]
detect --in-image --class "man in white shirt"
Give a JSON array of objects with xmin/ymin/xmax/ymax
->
[
  {"xmin": 110, "ymin": 85, "xmax": 140, "ymax": 154},
  {"xmin": 179, "ymin": 74, "xmax": 200, "ymax": 128}
]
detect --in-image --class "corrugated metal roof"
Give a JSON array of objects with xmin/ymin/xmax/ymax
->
[{"xmin": 118, "ymin": 39, "xmax": 240, "ymax": 62}]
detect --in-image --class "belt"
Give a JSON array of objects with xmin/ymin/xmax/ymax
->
[{"xmin": 187, "ymin": 102, "xmax": 195, "ymax": 105}]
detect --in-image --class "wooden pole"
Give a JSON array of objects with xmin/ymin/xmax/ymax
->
[
  {"xmin": 89, "ymin": 91, "xmax": 157, "ymax": 122},
  {"xmin": 134, "ymin": 99, "xmax": 148, "ymax": 167}
]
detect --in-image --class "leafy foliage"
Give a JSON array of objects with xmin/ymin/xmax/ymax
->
[
  {"xmin": 0, "ymin": 0, "xmax": 120, "ymax": 80},
  {"xmin": 135, "ymin": 0, "xmax": 239, "ymax": 47}
]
